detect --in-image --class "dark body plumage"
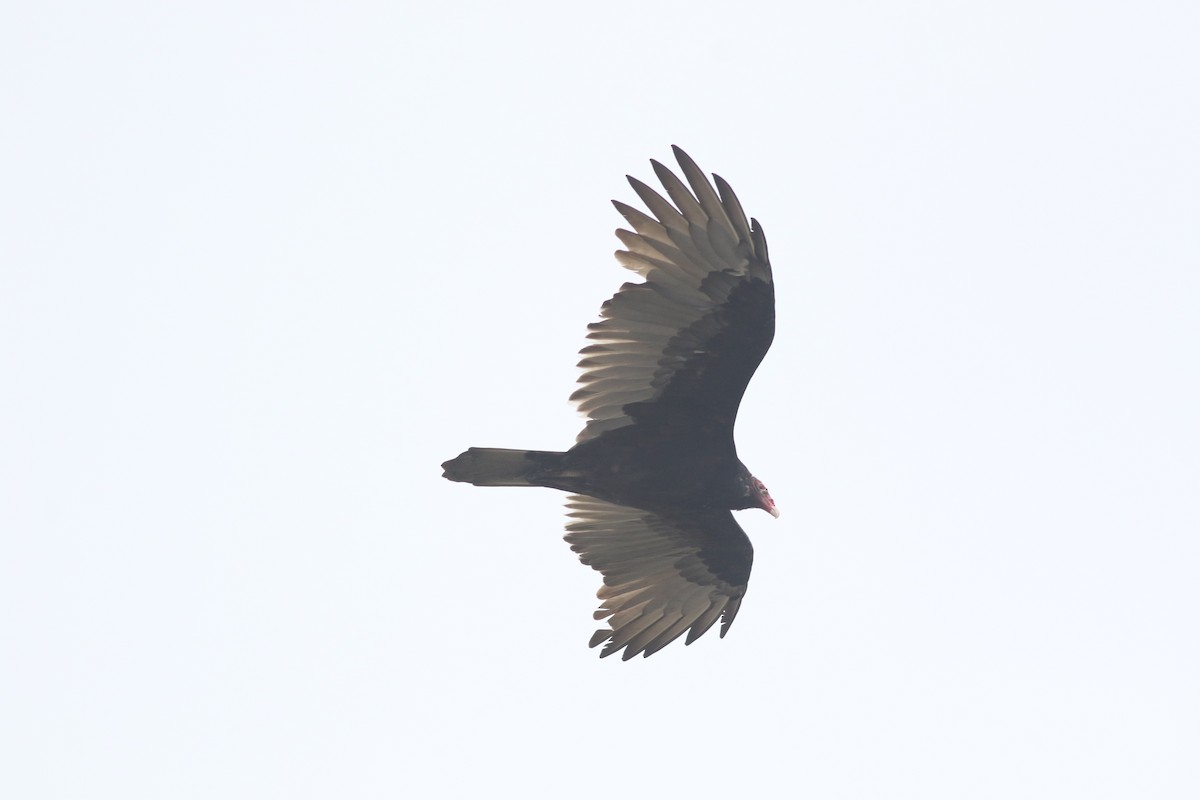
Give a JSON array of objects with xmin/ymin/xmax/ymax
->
[{"xmin": 442, "ymin": 147, "xmax": 777, "ymax": 659}]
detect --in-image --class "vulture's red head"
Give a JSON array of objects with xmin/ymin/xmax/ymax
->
[{"xmin": 752, "ymin": 477, "xmax": 780, "ymax": 518}]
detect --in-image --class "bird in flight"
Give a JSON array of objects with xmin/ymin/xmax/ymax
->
[{"xmin": 443, "ymin": 146, "xmax": 777, "ymax": 659}]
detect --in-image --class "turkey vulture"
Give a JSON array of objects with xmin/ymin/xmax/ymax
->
[{"xmin": 442, "ymin": 146, "xmax": 777, "ymax": 659}]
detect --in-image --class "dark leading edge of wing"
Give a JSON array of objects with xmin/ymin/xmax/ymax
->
[
  {"xmin": 564, "ymin": 495, "xmax": 753, "ymax": 660},
  {"xmin": 570, "ymin": 146, "xmax": 775, "ymax": 445}
]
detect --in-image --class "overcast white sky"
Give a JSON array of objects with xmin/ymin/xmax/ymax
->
[{"xmin": 3, "ymin": 2, "xmax": 1198, "ymax": 798}]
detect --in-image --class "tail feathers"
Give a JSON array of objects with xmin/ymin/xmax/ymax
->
[{"xmin": 441, "ymin": 447, "xmax": 563, "ymax": 487}]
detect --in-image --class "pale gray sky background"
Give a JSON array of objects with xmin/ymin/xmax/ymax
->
[{"xmin": 3, "ymin": 2, "xmax": 1198, "ymax": 798}]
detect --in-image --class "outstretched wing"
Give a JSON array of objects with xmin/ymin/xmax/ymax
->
[
  {"xmin": 564, "ymin": 494, "xmax": 754, "ymax": 660},
  {"xmin": 571, "ymin": 146, "xmax": 774, "ymax": 445}
]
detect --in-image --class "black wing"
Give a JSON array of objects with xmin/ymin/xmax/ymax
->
[
  {"xmin": 564, "ymin": 495, "xmax": 753, "ymax": 660},
  {"xmin": 570, "ymin": 146, "xmax": 775, "ymax": 446}
]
